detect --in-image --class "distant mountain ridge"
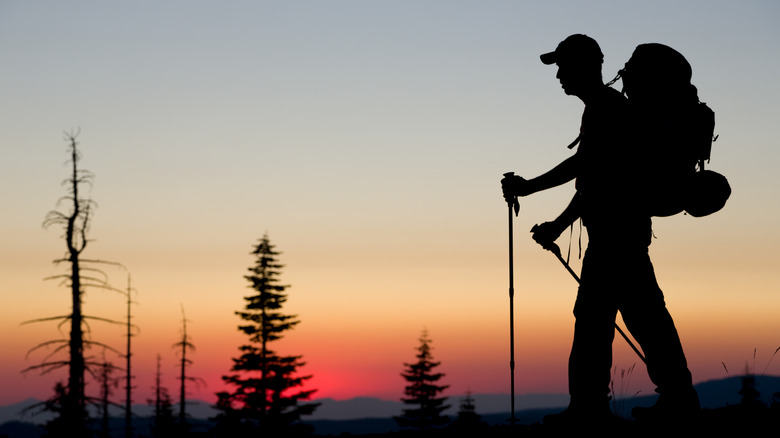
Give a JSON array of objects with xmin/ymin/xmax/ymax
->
[
  {"xmin": 310, "ymin": 374, "xmax": 780, "ymax": 421},
  {"xmin": 308, "ymin": 393, "xmax": 569, "ymax": 420},
  {"xmin": 2, "ymin": 375, "xmax": 778, "ymax": 426}
]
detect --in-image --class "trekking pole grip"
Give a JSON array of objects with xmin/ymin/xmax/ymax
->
[{"xmin": 503, "ymin": 172, "xmax": 520, "ymax": 216}]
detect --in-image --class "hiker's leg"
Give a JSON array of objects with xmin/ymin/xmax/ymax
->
[
  {"xmin": 568, "ymin": 251, "xmax": 617, "ymax": 406},
  {"xmin": 620, "ymin": 252, "xmax": 698, "ymax": 411}
]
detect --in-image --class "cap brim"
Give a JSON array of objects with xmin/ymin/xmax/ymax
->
[{"xmin": 540, "ymin": 51, "xmax": 556, "ymax": 65}]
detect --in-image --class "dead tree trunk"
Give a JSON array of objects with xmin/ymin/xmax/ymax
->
[
  {"xmin": 56, "ymin": 133, "xmax": 91, "ymax": 433},
  {"xmin": 23, "ymin": 131, "xmax": 124, "ymax": 436},
  {"xmin": 173, "ymin": 306, "xmax": 205, "ymax": 435},
  {"xmin": 124, "ymin": 275, "xmax": 138, "ymax": 438}
]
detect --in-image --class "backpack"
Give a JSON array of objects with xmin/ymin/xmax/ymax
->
[{"xmin": 622, "ymin": 43, "xmax": 731, "ymax": 217}]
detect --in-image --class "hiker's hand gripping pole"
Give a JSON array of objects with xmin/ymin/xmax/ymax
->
[{"xmin": 530, "ymin": 225, "xmax": 647, "ymax": 365}]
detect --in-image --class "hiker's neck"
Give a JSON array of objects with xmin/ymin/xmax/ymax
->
[{"xmin": 578, "ymin": 83, "xmax": 608, "ymax": 104}]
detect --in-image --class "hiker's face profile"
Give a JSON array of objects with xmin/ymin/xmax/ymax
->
[{"xmin": 556, "ymin": 62, "xmax": 586, "ymax": 96}]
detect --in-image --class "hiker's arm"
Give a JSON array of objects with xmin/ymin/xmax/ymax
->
[
  {"xmin": 531, "ymin": 193, "xmax": 581, "ymax": 251},
  {"xmin": 502, "ymin": 154, "xmax": 578, "ymax": 198},
  {"xmin": 552, "ymin": 192, "xmax": 581, "ymax": 228},
  {"xmin": 528, "ymin": 154, "xmax": 579, "ymax": 193}
]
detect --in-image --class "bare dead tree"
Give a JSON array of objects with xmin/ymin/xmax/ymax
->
[
  {"xmin": 154, "ymin": 354, "xmax": 164, "ymax": 420},
  {"xmin": 123, "ymin": 275, "xmax": 140, "ymax": 438},
  {"xmin": 22, "ymin": 131, "xmax": 124, "ymax": 436},
  {"xmin": 173, "ymin": 306, "xmax": 205, "ymax": 435}
]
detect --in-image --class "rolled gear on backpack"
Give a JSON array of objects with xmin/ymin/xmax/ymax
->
[
  {"xmin": 684, "ymin": 102, "xmax": 731, "ymax": 217},
  {"xmin": 684, "ymin": 169, "xmax": 731, "ymax": 217}
]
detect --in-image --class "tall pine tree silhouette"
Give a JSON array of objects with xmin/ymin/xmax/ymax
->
[
  {"xmin": 395, "ymin": 329, "xmax": 450, "ymax": 430},
  {"xmin": 214, "ymin": 234, "xmax": 318, "ymax": 435}
]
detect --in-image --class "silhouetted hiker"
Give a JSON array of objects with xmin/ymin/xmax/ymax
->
[{"xmin": 501, "ymin": 35, "xmax": 699, "ymax": 427}]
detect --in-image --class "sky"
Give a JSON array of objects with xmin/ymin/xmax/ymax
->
[{"xmin": 2, "ymin": 0, "xmax": 780, "ymax": 414}]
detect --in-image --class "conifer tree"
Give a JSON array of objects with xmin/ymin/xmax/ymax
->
[
  {"xmin": 148, "ymin": 354, "xmax": 175, "ymax": 438},
  {"xmin": 395, "ymin": 329, "xmax": 450, "ymax": 430},
  {"xmin": 451, "ymin": 390, "xmax": 485, "ymax": 430},
  {"xmin": 214, "ymin": 234, "xmax": 318, "ymax": 435},
  {"xmin": 97, "ymin": 350, "xmax": 119, "ymax": 438}
]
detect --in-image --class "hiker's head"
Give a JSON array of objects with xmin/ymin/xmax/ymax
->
[
  {"xmin": 622, "ymin": 43, "xmax": 698, "ymax": 105},
  {"xmin": 541, "ymin": 34, "xmax": 604, "ymax": 96}
]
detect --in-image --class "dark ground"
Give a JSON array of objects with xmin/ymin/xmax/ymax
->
[
  {"xmin": 321, "ymin": 405, "xmax": 779, "ymax": 438},
  {"xmin": 1, "ymin": 403, "xmax": 776, "ymax": 437}
]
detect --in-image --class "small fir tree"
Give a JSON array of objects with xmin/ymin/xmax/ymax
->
[
  {"xmin": 148, "ymin": 355, "xmax": 175, "ymax": 438},
  {"xmin": 739, "ymin": 363, "xmax": 765, "ymax": 409},
  {"xmin": 214, "ymin": 234, "xmax": 318, "ymax": 435},
  {"xmin": 451, "ymin": 390, "xmax": 485, "ymax": 430},
  {"xmin": 395, "ymin": 329, "xmax": 450, "ymax": 430}
]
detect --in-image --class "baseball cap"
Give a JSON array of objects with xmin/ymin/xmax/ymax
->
[{"xmin": 540, "ymin": 34, "xmax": 604, "ymax": 65}]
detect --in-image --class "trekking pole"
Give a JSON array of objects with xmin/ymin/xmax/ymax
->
[
  {"xmin": 503, "ymin": 172, "xmax": 520, "ymax": 425},
  {"xmin": 531, "ymin": 226, "xmax": 647, "ymax": 365}
]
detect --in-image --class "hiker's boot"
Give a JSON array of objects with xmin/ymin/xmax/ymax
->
[
  {"xmin": 631, "ymin": 387, "xmax": 700, "ymax": 423},
  {"xmin": 544, "ymin": 398, "xmax": 613, "ymax": 430}
]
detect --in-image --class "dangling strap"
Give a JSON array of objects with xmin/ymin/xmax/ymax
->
[
  {"xmin": 605, "ymin": 69, "xmax": 625, "ymax": 95},
  {"xmin": 566, "ymin": 134, "xmax": 581, "ymax": 150},
  {"xmin": 566, "ymin": 219, "xmax": 584, "ymax": 263},
  {"xmin": 605, "ymin": 70, "xmax": 623, "ymax": 87}
]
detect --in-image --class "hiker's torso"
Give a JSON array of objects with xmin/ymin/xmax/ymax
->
[{"xmin": 574, "ymin": 86, "xmax": 652, "ymax": 248}]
